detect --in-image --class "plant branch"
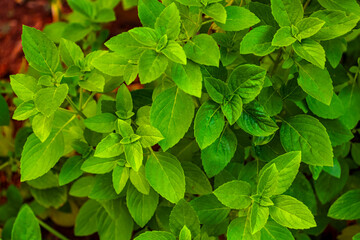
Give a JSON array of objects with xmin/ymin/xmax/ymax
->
[
  {"xmin": 303, "ymin": 0, "xmax": 311, "ymax": 10},
  {"xmin": 38, "ymin": 219, "xmax": 69, "ymax": 240},
  {"xmin": 66, "ymin": 96, "xmax": 87, "ymax": 119},
  {"xmin": 0, "ymin": 161, "xmax": 9, "ymax": 171},
  {"xmin": 81, "ymin": 92, "xmax": 96, "ymax": 111}
]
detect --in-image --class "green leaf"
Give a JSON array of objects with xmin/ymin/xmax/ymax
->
[
  {"xmin": 34, "ymin": 84, "xmax": 68, "ymax": 117},
  {"xmin": 228, "ymin": 64, "xmax": 267, "ymax": 104},
  {"xmin": 314, "ymin": 160, "xmax": 349, "ymax": 204},
  {"xmin": 321, "ymin": 119, "xmax": 353, "ymax": 147},
  {"xmin": 250, "ymin": 202, "xmax": 269, "ymax": 234},
  {"xmin": 311, "ymin": 10, "xmax": 360, "ymax": 41},
  {"xmin": 179, "ymin": 226, "xmax": 191, "ymax": 240},
  {"xmin": 269, "ymin": 195, "xmax": 316, "ymax": 229},
  {"xmin": 95, "ymin": 133, "xmax": 124, "ymax": 158},
  {"xmin": 323, "ymin": 158, "xmax": 341, "ymax": 178},
  {"xmin": 139, "ymin": 50, "xmax": 168, "ymax": 84},
  {"xmin": 227, "ymin": 217, "xmax": 260, "ymax": 240},
  {"xmin": 67, "ymin": 0, "xmax": 95, "ymax": 18},
  {"xmin": 105, "ymin": 32, "xmax": 150, "ymax": 59},
  {"xmin": 322, "ymin": 38, "xmax": 347, "ymax": 68},
  {"xmin": 317, "ymin": 0, "xmax": 360, "ymax": 16},
  {"xmin": 32, "ymin": 113, "xmax": 54, "ymax": 142},
  {"xmin": 21, "ymin": 132, "xmax": 64, "ymax": 181},
  {"xmin": 112, "ymin": 165, "xmax": 129, "ymax": 194},
  {"xmin": 221, "ymin": 94, "xmax": 243, "ymax": 125},
  {"xmin": 293, "ymin": 39, "xmax": 326, "ymax": 69},
  {"xmin": 97, "ymin": 202, "xmax": 133, "ymax": 240},
  {"xmin": 260, "ymin": 220, "xmax": 295, "ymax": 240},
  {"xmin": 257, "ymin": 164, "xmax": 279, "ymax": 197},
  {"xmin": 171, "ymin": 61, "xmax": 202, "ymax": 98},
  {"xmin": 306, "ymin": 94, "xmax": 344, "ymax": 119},
  {"xmin": 30, "ymin": 186, "xmax": 67, "ymax": 208},
  {"xmin": 89, "ymin": 173, "xmax": 119, "ymax": 200},
  {"xmin": 204, "ymin": 3, "xmax": 227, "ymax": 24},
  {"xmin": 272, "ymin": 27, "xmax": 296, "ymax": 47},
  {"xmin": 270, "ymin": 0, "xmax": 303, "ymax": 27},
  {"xmin": 216, "ymin": 6, "xmax": 260, "ymax": 31},
  {"xmin": 328, "ymin": 190, "xmax": 360, "ymax": 220},
  {"xmin": 22, "ymin": 26, "xmax": 59, "ymax": 74},
  {"xmin": 130, "ymin": 166, "xmax": 150, "ymax": 195},
  {"xmin": 70, "ymin": 176, "xmax": 95, "ymax": 197},
  {"xmin": 84, "ymin": 113, "xmax": 117, "ymax": 133},
  {"xmin": 297, "ymin": 63, "xmax": 333, "ymax": 105},
  {"xmin": 155, "ymin": 3, "xmax": 180, "ymax": 40},
  {"xmin": 260, "ymin": 152, "xmax": 301, "ymax": 195},
  {"xmin": 194, "ymin": 101, "xmax": 224, "ymax": 149},
  {"xmin": 161, "ymin": 40, "xmax": 187, "ymax": 65},
  {"xmin": 10, "ymin": 74, "xmax": 39, "ymax": 101},
  {"xmin": 169, "ymin": 199, "xmax": 201, "ymax": 236},
  {"xmin": 295, "ymin": 17, "xmax": 325, "ymax": 40},
  {"xmin": 150, "ymin": 87, "xmax": 195, "ymax": 151},
  {"xmin": 213, "ymin": 180, "xmax": 252, "ymax": 209},
  {"xmin": 59, "ymin": 38, "xmax": 84, "ymax": 67},
  {"xmin": 128, "ymin": 27, "xmax": 160, "ymax": 47},
  {"xmin": 75, "ymin": 200, "xmax": 101, "ymax": 236},
  {"xmin": 126, "ymin": 184, "xmax": 159, "ymax": 227},
  {"xmin": 134, "ymin": 231, "xmax": 176, "ymax": 240},
  {"xmin": 237, "ymin": 101, "xmax": 278, "ymax": 137},
  {"xmin": 258, "ymin": 87, "xmax": 283, "ymax": 116},
  {"xmin": 124, "ymin": 141, "xmax": 143, "ymax": 172},
  {"xmin": 280, "ymin": 115, "xmax": 333, "ymax": 166},
  {"xmin": 182, "ymin": 161, "xmax": 212, "ymax": 195},
  {"xmin": 184, "ymin": 34, "xmax": 220, "ymax": 67},
  {"xmin": 27, "ymin": 171, "xmax": 58, "ymax": 190},
  {"xmin": 59, "ymin": 155, "xmax": 83, "ymax": 186},
  {"xmin": 145, "ymin": 152, "xmax": 185, "ymax": 203},
  {"xmin": 338, "ymin": 83, "xmax": 360, "ymax": 129},
  {"xmin": 190, "ymin": 194, "xmax": 230, "ymax": 225},
  {"xmin": 240, "ymin": 26, "xmax": 277, "ymax": 56},
  {"xmin": 79, "ymin": 72, "xmax": 105, "ymax": 92},
  {"xmin": 13, "ymin": 101, "xmax": 38, "ymax": 121},
  {"xmin": 138, "ymin": 0, "xmax": 165, "ymax": 28},
  {"xmin": 11, "ymin": 205, "xmax": 41, "ymax": 240},
  {"xmin": 201, "ymin": 127, "xmax": 237, "ymax": 177},
  {"xmin": 204, "ymin": 77, "xmax": 229, "ymax": 104},
  {"xmin": 136, "ymin": 125, "xmax": 164, "ymax": 148},
  {"xmin": 81, "ymin": 156, "xmax": 118, "ymax": 174},
  {"xmin": 116, "ymin": 84, "xmax": 133, "ymax": 119},
  {"xmin": 117, "ymin": 119, "xmax": 134, "ymax": 137},
  {"xmin": 91, "ymin": 52, "xmax": 128, "ymax": 77}
]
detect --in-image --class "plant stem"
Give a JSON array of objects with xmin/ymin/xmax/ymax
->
[
  {"xmin": 81, "ymin": 92, "xmax": 96, "ymax": 111},
  {"xmin": 79, "ymin": 87, "xmax": 83, "ymax": 110},
  {"xmin": 0, "ymin": 161, "xmax": 9, "ymax": 171},
  {"xmin": 303, "ymin": 0, "xmax": 311, "ymax": 10},
  {"xmin": 201, "ymin": 20, "xmax": 213, "ymax": 26},
  {"xmin": 66, "ymin": 96, "xmax": 87, "ymax": 119},
  {"xmin": 38, "ymin": 219, "xmax": 69, "ymax": 240}
]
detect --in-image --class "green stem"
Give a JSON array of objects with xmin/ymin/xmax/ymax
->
[
  {"xmin": 66, "ymin": 96, "xmax": 87, "ymax": 119},
  {"xmin": 201, "ymin": 20, "xmax": 213, "ymax": 26},
  {"xmin": 79, "ymin": 87, "xmax": 83, "ymax": 110},
  {"xmin": 0, "ymin": 161, "xmax": 9, "ymax": 170},
  {"xmin": 38, "ymin": 219, "xmax": 69, "ymax": 240},
  {"xmin": 81, "ymin": 92, "xmax": 96, "ymax": 111},
  {"xmin": 303, "ymin": 0, "xmax": 311, "ymax": 10}
]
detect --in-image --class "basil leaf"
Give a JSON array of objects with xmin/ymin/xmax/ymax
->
[
  {"xmin": 216, "ymin": 6, "xmax": 260, "ymax": 31},
  {"xmin": 280, "ymin": 115, "xmax": 333, "ymax": 166},
  {"xmin": 150, "ymin": 87, "xmax": 194, "ymax": 151},
  {"xmin": 269, "ymin": 195, "xmax": 316, "ymax": 229},
  {"xmin": 145, "ymin": 152, "xmax": 185, "ymax": 203}
]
